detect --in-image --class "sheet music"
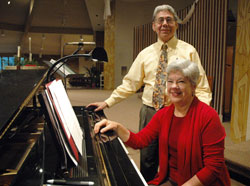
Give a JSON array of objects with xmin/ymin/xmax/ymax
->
[
  {"xmin": 44, "ymin": 89, "xmax": 78, "ymax": 166},
  {"xmin": 47, "ymin": 80, "xmax": 83, "ymax": 155}
]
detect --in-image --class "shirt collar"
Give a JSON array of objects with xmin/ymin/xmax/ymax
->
[{"xmin": 156, "ymin": 36, "xmax": 178, "ymax": 51}]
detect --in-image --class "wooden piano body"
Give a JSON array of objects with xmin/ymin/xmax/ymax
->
[{"xmin": 0, "ymin": 70, "xmax": 147, "ymax": 186}]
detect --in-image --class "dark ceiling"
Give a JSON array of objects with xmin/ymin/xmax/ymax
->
[{"xmin": 0, "ymin": 0, "xmax": 105, "ymax": 55}]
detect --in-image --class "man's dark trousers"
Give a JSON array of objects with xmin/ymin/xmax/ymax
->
[{"xmin": 139, "ymin": 104, "xmax": 158, "ymax": 182}]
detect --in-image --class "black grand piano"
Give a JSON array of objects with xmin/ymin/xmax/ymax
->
[{"xmin": 0, "ymin": 69, "xmax": 147, "ymax": 186}]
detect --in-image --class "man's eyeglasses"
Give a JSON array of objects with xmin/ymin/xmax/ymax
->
[{"xmin": 155, "ymin": 17, "xmax": 175, "ymax": 25}]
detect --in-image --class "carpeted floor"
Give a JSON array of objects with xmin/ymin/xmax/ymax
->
[{"xmin": 67, "ymin": 88, "xmax": 248, "ymax": 186}]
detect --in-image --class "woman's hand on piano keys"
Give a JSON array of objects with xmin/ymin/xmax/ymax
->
[{"xmin": 94, "ymin": 119, "xmax": 130, "ymax": 142}]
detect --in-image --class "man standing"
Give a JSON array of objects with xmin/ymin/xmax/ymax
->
[{"xmin": 88, "ymin": 4, "xmax": 211, "ymax": 182}]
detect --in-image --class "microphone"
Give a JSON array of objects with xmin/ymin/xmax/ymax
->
[{"xmin": 65, "ymin": 42, "xmax": 96, "ymax": 46}]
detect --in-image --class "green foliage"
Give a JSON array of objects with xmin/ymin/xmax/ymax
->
[
  {"xmin": 83, "ymin": 65, "xmax": 101, "ymax": 87},
  {"xmin": 14, "ymin": 56, "xmax": 38, "ymax": 66},
  {"xmin": 84, "ymin": 66, "xmax": 99, "ymax": 77}
]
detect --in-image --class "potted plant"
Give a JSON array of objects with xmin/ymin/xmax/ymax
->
[
  {"xmin": 84, "ymin": 66, "xmax": 101, "ymax": 88},
  {"xmin": 14, "ymin": 56, "xmax": 39, "ymax": 66}
]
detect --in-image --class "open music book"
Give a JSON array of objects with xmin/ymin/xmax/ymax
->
[{"xmin": 43, "ymin": 79, "xmax": 83, "ymax": 166}]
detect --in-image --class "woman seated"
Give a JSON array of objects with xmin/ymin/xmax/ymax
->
[{"xmin": 94, "ymin": 59, "xmax": 231, "ymax": 186}]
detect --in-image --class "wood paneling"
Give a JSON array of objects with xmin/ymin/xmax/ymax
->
[{"xmin": 230, "ymin": 0, "xmax": 250, "ymax": 142}]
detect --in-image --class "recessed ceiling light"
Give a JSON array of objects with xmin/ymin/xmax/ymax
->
[{"xmin": 8, "ymin": 1, "xmax": 11, "ymax": 5}]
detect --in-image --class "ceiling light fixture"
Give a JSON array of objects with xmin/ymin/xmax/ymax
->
[
  {"xmin": 62, "ymin": 17, "xmax": 66, "ymax": 26},
  {"xmin": 80, "ymin": 35, "xmax": 83, "ymax": 41},
  {"xmin": 8, "ymin": 1, "xmax": 11, "ymax": 5},
  {"xmin": 1, "ymin": 30, "xmax": 5, "ymax": 37}
]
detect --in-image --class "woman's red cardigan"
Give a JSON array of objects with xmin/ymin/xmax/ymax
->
[{"xmin": 125, "ymin": 97, "xmax": 231, "ymax": 186}]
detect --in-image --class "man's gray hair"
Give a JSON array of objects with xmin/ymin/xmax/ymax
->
[
  {"xmin": 166, "ymin": 59, "xmax": 200, "ymax": 86},
  {"xmin": 152, "ymin": 4, "xmax": 179, "ymax": 21}
]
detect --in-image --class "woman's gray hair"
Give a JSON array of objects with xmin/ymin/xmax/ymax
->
[
  {"xmin": 152, "ymin": 4, "xmax": 179, "ymax": 21},
  {"xmin": 166, "ymin": 59, "xmax": 200, "ymax": 86}
]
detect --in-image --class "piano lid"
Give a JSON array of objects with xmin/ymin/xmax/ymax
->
[{"xmin": 0, "ymin": 69, "xmax": 47, "ymax": 138}]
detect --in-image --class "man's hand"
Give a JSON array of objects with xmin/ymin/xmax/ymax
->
[{"xmin": 87, "ymin": 102, "xmax": 108, "ymax": 112}]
